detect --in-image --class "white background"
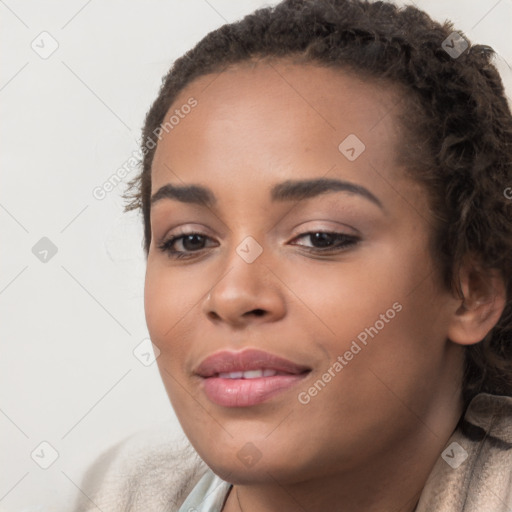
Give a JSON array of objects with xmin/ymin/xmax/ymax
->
[{"xmin": 1, "ymin": 1, "xmax": 511, "ymax": 511}]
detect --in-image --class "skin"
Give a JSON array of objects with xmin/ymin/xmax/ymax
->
[{"xmin": 144, "ymin": 60, "xmax": 505, "ymax": 512}]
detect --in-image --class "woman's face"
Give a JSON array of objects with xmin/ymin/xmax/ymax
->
[{"xmin": 145, "ymin": 61, "xmax": 464, "ymax": 483}]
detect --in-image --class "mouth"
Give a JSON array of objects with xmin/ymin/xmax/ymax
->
[
  {"xmin": 194, "ymin": 348, "xmax": 311, "ymax": 407},
  {"xmin": 195, "ymin": 348, "xmax": 311, "ymax": 377}
]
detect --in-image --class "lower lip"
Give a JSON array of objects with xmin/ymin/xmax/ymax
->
[{"xmin": 201, "ymin": 374, "xmax": 308, "ymax": 407}]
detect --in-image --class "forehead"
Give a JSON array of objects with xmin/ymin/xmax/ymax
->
[{"xmin": 151, "ymin": 60, "xmax": 404, "ymax": 191}]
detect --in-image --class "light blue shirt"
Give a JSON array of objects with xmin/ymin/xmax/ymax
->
[{"xmin": 178, "ymin": 469, "xmax": 233, "ymax": 512}]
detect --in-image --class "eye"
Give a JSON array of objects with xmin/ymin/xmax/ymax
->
[
  {"xmin": 290, "ymin": 231, "xmax": 359, "ymax": 252},
  {"xmin": 157, "ymin": 232, "xmax": 216, "ymax": 259},
  {"xmin": 157, "ymin": 230, "xmax": 359, "ymax": 260}
]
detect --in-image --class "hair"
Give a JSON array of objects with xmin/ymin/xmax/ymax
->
[{"xmin": 124, "ymin": 0, "xmax": 512, "ymax": 410}]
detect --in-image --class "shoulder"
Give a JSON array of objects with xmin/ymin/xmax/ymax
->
[
  {"xmin": 462, "ymin": 392, "xmax": 512, "ymax": 445},
  {"xmin": 72, "ymin": 427, "xmax": 209, "ymax": 512},
  {"xmin": 416, "ymin": 393, "xmax": 512, "ymax": 512}
]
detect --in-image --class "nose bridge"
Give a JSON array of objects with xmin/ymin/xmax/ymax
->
[
  {"xmin": 214, "ymin": 234, "xmax": 268, "ymax": 304},
  {"xmin": 203, "ymin": 234, "xmax": 286, "ymax": 325}
]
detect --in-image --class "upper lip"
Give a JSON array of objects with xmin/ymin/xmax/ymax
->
[{"xmin": 194, "ymin": 348, "xmax": 311, "ymax": 377}]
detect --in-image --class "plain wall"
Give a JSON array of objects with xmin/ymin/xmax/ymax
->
[{"xmin": 1, "ymin": 1, "xmax": 511, "ymax": 510}]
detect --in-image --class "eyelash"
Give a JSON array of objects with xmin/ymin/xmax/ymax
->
[{"xmin": 157, "ymin": 231, "xmax": 360, "ymax": 260}]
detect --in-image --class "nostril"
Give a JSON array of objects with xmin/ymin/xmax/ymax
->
[
  {"xmin": 251, "ymin": 309, "xmax": 266, "ymax": 317},
  {"xmin": 208, "ymin": 311, "xmax": 221, "ymax": 321}
]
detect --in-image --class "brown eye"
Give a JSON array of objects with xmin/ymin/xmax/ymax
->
[
  {"xmin": 158, "ymin": 233, "xmax": 216, "ymax": 259},
  {"xmin": 179, "ymin": 234, "xmax": 207, "ymax": 251},
  {"xmin": 291, "ymin": 232, "xmax": 359, "ymax": 251},
  {"xmin": 309, "ymin": 232, "xmax": 337, "ymax": 248}
]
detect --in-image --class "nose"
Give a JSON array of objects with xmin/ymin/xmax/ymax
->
[{"xmin": 202, "ymin": 250, "xmax": 287, "ymax": 328}]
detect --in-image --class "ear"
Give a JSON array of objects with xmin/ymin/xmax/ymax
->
[{"xmin": 448, "ymin": 258, "xmax": 507, "ymax": 346}]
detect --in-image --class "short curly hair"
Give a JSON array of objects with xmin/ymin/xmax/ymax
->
[{"xmin": 124, "ymin": 0, "xmax": 512, "ymax": 409}]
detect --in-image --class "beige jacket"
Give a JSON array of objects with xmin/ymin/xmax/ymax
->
[{"xmin": 73, "ymin": 393, "xmax": 512, "ymax": 511}]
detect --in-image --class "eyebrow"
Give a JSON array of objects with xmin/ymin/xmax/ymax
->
[{"xmin": 150, "ymin": 178, "xmax": 383, "ymax": 210}]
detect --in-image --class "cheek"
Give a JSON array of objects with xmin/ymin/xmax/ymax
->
[
  {"xmin": 144, "ymin": 261, "xmax": 206, "ymax": 342},
  {"xmin": 275, "ymin": 251, "xmax": 403, "ymax": 345},
  {"xmin": 144, "ymin": 265, "xmax": 200, "ymax": 404},
  {"xmin": 291, "ymin": 246, "xmax": 448, "ymax": 382}
]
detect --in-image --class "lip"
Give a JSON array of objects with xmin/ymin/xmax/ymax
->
[
  {"xmin": 194, "ymin": 349, "xmax": 311, "ymax": 407},
  {"xmin": 194, "ymin": 348, "xmax": 310, "ymax": 377}
]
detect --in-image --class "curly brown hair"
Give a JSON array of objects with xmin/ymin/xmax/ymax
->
[{"xmin": 124, "ymin": 0, "xmax": 512, "ymax": 409}]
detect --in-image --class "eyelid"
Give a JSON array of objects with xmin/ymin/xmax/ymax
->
[
  {"xmin": 157, "ymin": 227, "xmax": 361, "ymax": 261},
  {"xmin": 290, "ymin": 231, "xmax": 360, "ymax": 249},
  {"xmin": 158, "ymin": 224, "xmax": 214, "ymax": 242},
  {"xmin": 160, "ymin": 221, "xmax": 358, "ymax": 245},
  {"xmin": 288, "ymin": 220, "xmax": 361, "ymax": 239}
]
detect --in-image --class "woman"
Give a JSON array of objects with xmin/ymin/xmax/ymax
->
[{"xmin": 74, "ymin": 0, "xmax": 512, "ymax": 510}]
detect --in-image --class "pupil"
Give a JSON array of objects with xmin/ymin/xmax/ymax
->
[
  {"xmin": 183, "ymin": 234, "xmax": 204, "ymax": 250},
  {"xmin": 312, "ymin": 233, "xmax": 334, "ymax": 247}
]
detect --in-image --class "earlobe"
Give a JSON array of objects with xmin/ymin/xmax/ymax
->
[{"xmin": 448, "ymin": 261, "xmax": 507, "ymax": 346}]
